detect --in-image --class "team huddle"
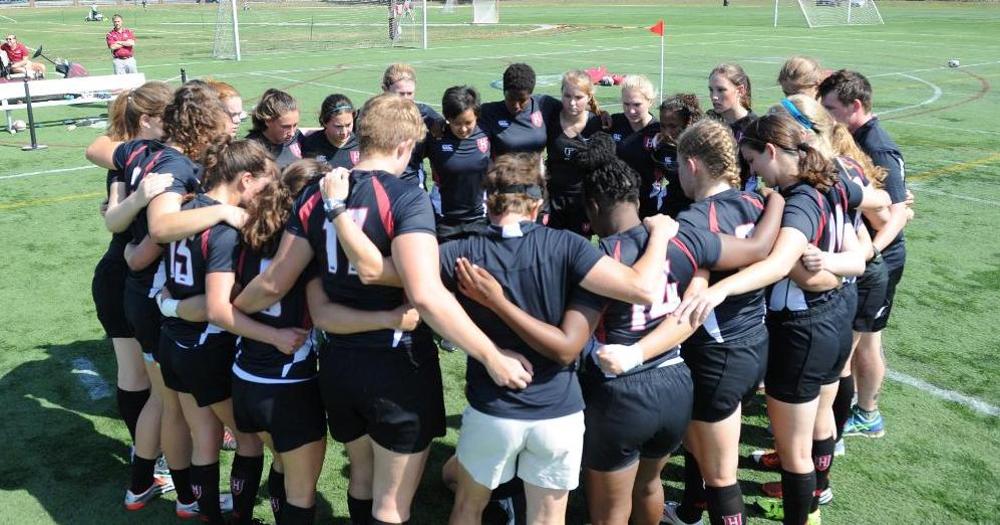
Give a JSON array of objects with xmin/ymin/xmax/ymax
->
[{"xmin": 86, "ymin": 59, "xmax": 911, "ymax": 525}]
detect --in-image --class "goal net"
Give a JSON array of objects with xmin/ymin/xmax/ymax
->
[
  {"xmin": 774, "ymin": 0, "xmax": 884, "ymax": 28},
  {"xmin": 472, "ymin": 0, "xmax": 499, "ymax": 24},
  {"xmin": 213, "ymin": 0, "xmax": 427, "ymax": 59}
]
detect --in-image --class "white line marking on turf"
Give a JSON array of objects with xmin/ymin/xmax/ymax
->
[
  {"xmin": 71, "ymin": 357, "xmax": 112, "ymax": 401},
  {"xmin": 880, "ymin": 74, "xmax": 943, "ymax": 115},
  {"xmin": 0, "ymin": 165, "xmax": 99, "ymax": 181},
  {"xmin": 885, "ymin": 120, "xmax": 1000, "ymax": 137},
  {"xmin": 909, "ymin": 184, "xmax": 999, "ymax": 206},
  {"xmin": 887, "ymin": 369, "xmax": 999, "ymax": 417},
  {"xmin": 0, "ymin": 14, "xmax": 16, "ymax": 23}
]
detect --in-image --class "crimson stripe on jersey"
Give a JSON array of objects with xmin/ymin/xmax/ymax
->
[
  {"xmin": 612, "ymin": 240, "xmax": 621, "ymax": 261},
  {"xmin": 200, "ymin": 228, "xmax": 212, "ymax": 259},
  {"xmin": 298, "ymin": 192, "xmax": 322, "ymax": 236},
  {"xmin": 125, "ymin": 144, "xmax": 148, "ymax": 168},
  {"xmin": 372, "ymin": 177, "xmax": 395, "ymax": 239},
  {"xmin": 812, "ymin": 188, "xmax": 827, "ymax": 245},
  {"xmin": 741, "ymin": 193, "xmax": 765, "ymax": 210},
  {"xmin": 140, "ymin": 151, "xmax": 165, "ymax": 180},
  {"xmin": 236, "ymin": 246, "xmax": 248, "ymax": 281},
  {"xmin": 709, "ymin": 202, "xmax": 720, "ymax": 233},
  {"xmin": 670, "ymin": 237, "xmax": 698, "ymax": 270}
]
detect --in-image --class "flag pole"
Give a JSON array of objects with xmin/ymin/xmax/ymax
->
[{"xmin": 659, "ymin": 32, "xmax": 664, "ymax": 104}]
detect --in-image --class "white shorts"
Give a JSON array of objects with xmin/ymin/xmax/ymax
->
[
  {"xmin": 113, "ymin": 57, "xmax": 138, "ymax": 75},
  {"xmin": 455, "ymin": 406, "xmax": 584, "ymax": 491}
]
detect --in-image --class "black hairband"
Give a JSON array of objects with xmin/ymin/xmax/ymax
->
[{"xmin": 494, "ymin": 184, "xmax": 543, "ymax": 199}]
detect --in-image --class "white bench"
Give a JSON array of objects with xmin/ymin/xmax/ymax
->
[{"xmin": 0, "ymin": 72, "xmax": 146, "ymax": 131}]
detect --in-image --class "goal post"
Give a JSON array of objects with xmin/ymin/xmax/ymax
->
[
  {"xmin": 774, "ymin": 0, "xmax": 884, "ymax": 28},
  {"xmin": 472, "ymin": 0, "xmax": 499, "ymax": 24},
  {"xmin": 212, "ymin": 0, "xmax": 241, "ymax": 61}
]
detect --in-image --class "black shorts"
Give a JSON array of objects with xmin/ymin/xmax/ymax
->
[
  {"xmin": 123, "ymin": 282, "xmax": 161, "ymax": 357},
  {"xmin": 232, "ymin": 376, "xmax": 326, "ymax": 453},
  {"xmin": 159, "ymin": 332, "xmax": 237, "ymax": 407},
  {"xmin": 437, "ymin": 217, "xmax": 488, "ymax": 243},
  {"xmin": 871, "ymin": 263, "xmax": 904, "ymax": 332},
  {"xmin": 92, "ymin": 253, "xmax": 132, "ymax": 339},
  {"xmin": 319, "ymin": 341, "xmax": 446, "ymax": 454},
  {"xmin": 852, "ymin": 255, "xmax": 890, "ymax": 333},
  {"xmin": 764, "ymin": 289, "xmax": 852, "ymax": 404},
  {"xmin": 580, "ymin": 363, "xmax": 693, "ymax": 472},
  {"xmin": 682, "ymin": 325, "xmax": 768, "ymax": 423}
]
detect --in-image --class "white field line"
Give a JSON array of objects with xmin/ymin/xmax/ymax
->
[
  {"xmin": 0, "ymin": 165, "xmax": 99, "ymax": 181},
  {"xmin": 884, "ymin": 120, "xmax": 1000, "ymax": 137},
  {"xmin": 909, "ymin": 184, "xmax": 999, "ymax": 207},
  {"xmin": 880, "ymin": 74, "xmax": 943, "ymax": 116},
  {"xmin": 71, "ymin": 357, "xmax": 112, "ymax": 401},
  {"xmin": 0, "ymin": 14, "xmax": 16, "ymax": 23},
  {"xmin": 887, "ymin": 369, "xmax": 999, "ymax": 417}
]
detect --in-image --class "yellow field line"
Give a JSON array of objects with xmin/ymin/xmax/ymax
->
[
  {"xmin": 910, "ymin": 153, "xmax": 1000, "ymax": 182},
  {"xmin": 0, "ymin": 191, "xmax": 103, "ymax": 212}
]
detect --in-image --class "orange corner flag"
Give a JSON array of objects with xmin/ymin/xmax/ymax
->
[{"xmin": 649, "ymin": 19, "xmax": 665, "ymax": 36}]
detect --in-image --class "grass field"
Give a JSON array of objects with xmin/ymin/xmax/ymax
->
[{"xmin": 0, "ymin": 0, "xmax": 998, "ymax": 523}]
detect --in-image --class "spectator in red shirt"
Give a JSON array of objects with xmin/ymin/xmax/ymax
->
[
  {"xmin": 1, "ymin": 34, "xmax": 46, "ymax": 79},
  {"xmin": 106, "ymin": 15, "xmax": 137, "ymax": 75}
]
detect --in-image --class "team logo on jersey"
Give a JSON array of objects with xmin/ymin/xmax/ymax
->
[
  {"xmin": 530, "ymin": 111, "xmax": 543, "ymax": 128},
  {"xmin": 613, "ymin": 133, "xmax": 622, "ymax": 142},
  {"xmin": 316, "ymin": 155, "xmax": 328, "ymax": 163},
  {"xmin": 476, "ymin": 137, "xmax": 490, "ymax": 153},
  {"xmin": 498, "ymin": 119, "xmax": 510, "ymax": 128},
  {"xmin": 644, "ymin": 135, "xmax": 655, "ymax": 150},
  {"xmin": 289, "ymin": 142, "xmax": 302, "ymax": 158},
  {"xmin": 564, "ymin": 147, "xmax": 576, "ymax": 159},
  {"xmin": 350, "ymin": 150, "xmax": 360, "ymax": 165},
  {"xmin": 441, "ymin": 143, "xmax": 454, "ymax": 152}
]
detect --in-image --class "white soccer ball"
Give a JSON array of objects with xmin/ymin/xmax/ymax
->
[
  {"xmin": 12, "ymin": 120, "xmax": 27, "ymax": 132},
  {"xmin": 599, "ymin": 75, "xmax": 614, "ymax": 86},
  {"xmin": 947, "ymin": 59, "xmax": 960, "ymax": 68}
]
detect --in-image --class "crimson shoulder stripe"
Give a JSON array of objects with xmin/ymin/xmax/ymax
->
[
  {"xmin": 372, "ymin": 177, "xmax": 395, "ymax": 239},
  {"xmin": 670, "ymin": 237, "xmax": 698, "ymax": 270},
  {"xmin": 298, "ymin": 192, "xmax": 322, "ymax": 236}
]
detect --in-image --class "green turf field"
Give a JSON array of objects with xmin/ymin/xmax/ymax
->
[{"xmin": 0, "ymin": 0, "xmax": 998, "ymax": 523}]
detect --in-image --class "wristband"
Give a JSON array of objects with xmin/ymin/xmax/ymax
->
[
  {"xmin": 323, "ymin": 197, "xmax": 347, "ymax": 221},
  {"xmin": 159, "ymin": 298, "xmax": 180, "ymax": 318}
]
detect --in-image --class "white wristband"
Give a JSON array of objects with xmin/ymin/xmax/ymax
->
[{"xmin": 159, "ymin": 298, "xmax": 180, "ymax": 318}]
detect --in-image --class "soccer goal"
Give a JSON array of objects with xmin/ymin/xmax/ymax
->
[
  {"xmin": 774, "ymin": 0, "xmax": 884, "ymax": 28},
  {"xmin": 212, "ymin": 0, "xmax": 428, "ymax": 60},
  {"xmin": 472, "ymin": 0, "xmax": 499, "ymax": 24}
]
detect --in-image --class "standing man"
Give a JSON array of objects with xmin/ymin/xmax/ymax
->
[
  {"xmin": 819, "ymin": 69, "xmax": 909, "ymax": 439},
  {"xmin": 2, "ymin": 34, "xmax": 46, "ymax": 79},
  {"xmin": 106, "ymin": 14, "xmax": 137, "ymax": 75}
]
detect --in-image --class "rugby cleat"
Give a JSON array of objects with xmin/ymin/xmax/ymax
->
[
  {"xmin": 661, "ymin": 501, "xmax": 703, "ymax": 525},
  {"xmin": 175, "ymin": 493, "xmax": 234, "ymax": 520},
  {"xmin": 843, "ymin": 406, "xmax": 885, "ymax": 438},
  {"xmin": 756, "ymin": 498, "xmax": 824, "ymax": 523},
  {"xmin": 124, "ymin": 476, "xmax": 174, "ymax": 511},
  {"xmin": 760, "ymin": 481, "xmax": 833, "ymax": 505},
  {"xmin": 750, "ymin": 449, "xmax": 782, "ymax": 470},
  {"xmin": 834, "ymin": 438, "xmax": 846, "ymax": 457}
]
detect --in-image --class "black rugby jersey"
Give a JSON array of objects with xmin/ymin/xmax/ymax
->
[
  {"xmin": 853, "ymin": 116, "xmax": 906, "ymax": 270},
  {"xmin": 438, "ymin": 221, "xmax": 603, "ymax": 420},
  {"xmin": 544, "ymin": 112, "xmax": 603, "ymax": 198},
  {"xmin": 609, "ymin": 113, "xmax": 651, "ymax": 144},
  {"xmin": 399, "ymin": 103, "xmax": 443, "ymax": 188},
  {"xmin": 232, "ymin": 246, "xmax": 316, "ymax": 383},
  {"xmin": 247, "ymin": 129, "xmax": 304, "ymax": 169},
  {"xmin": 286, "ymin": 170, "xmax": 437, "ymax": 351},
  {"xmin": 300, "ymin": 130, "xmax": 360, "ymax": 170},
  {"xmin": 162, "ymin": 194, "xmax": 239, "ymax": 347},
  {"xmin": 479, "ymin": 94, "xmax": 562, "ymax": 156},
  {"xmin": 114, "ymin": 140, "xmax": 203, "ymax": 293},
  {"xmin": 769, "ymin": 178, "xmax": 862, "ymax": 311},
  {"xmin": 425, "ymin": 126, "xmax": 491, "ymax": 222},
  {"xmin": 574, "ymin": 224, "xmax": 720, "ymax": 378},
  {"xmin": 103, "ymin": 168, "xmax": 133, "ymax": 256},
  {"xmin": 678, "ymin": 189, "xmax": 766, "ymax": 344}
]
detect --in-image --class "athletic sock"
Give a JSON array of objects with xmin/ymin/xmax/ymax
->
[
  {"xmin": 705, "ymin": 483, "xmax": 745, "ymax": 525},
  {"xmin": 677, "ymin": 449, "xmax": 706, "ymax": 523},
  {"xmin": 281, "ymin": 502, "xmax": 316, "ymax": 525},
  {"xmin": 371, "ymin": 519, "xmax": 407, "ymax": 525},
  {"xmin": 116, "ymin": 387, "xmax": 150, "ymax": 443},
  {"xmin": 812, "ymin": 437, "xmax": 836, "ymax": 511},
  {"xmin": 191, "ymin": 462, "xmax": 223, "ymax": 524},
  {"xmin": 170, "ymin": 467, "xmax": 197, "ymax": 505},
  {"xmin": 780, "ymin": 470, "xmax": 815, "ymax": 525},
  {"xmin": 268, "ymin": 465, "xmax": 286, "ymax": 523},
  {"xmin": 347, "ymin": 495, "xmax": 373, "ymax": 525},
  {"xmin": 833, "ymin": 375, "xmax": 855, "ymax": 441},
  {"xmin": 129, "ymin": 455, "xmax": 156, "ymax": 494},
  {"xmin": 230, "ymin": 454, "xmax": 265, "ymax": 524}
]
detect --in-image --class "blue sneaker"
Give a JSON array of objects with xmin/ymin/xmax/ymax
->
[{"xmin": 843, "ymin": 406, "xmax": 885, "ymax": 438}]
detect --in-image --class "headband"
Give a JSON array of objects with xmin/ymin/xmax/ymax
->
[
  {"xmin": 492, "ymin": 183, "xmax": 544, "ymax": 199},
  {"xmin": 781, "ymin": 98, "xmax": 816, "ymax": 131}
]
